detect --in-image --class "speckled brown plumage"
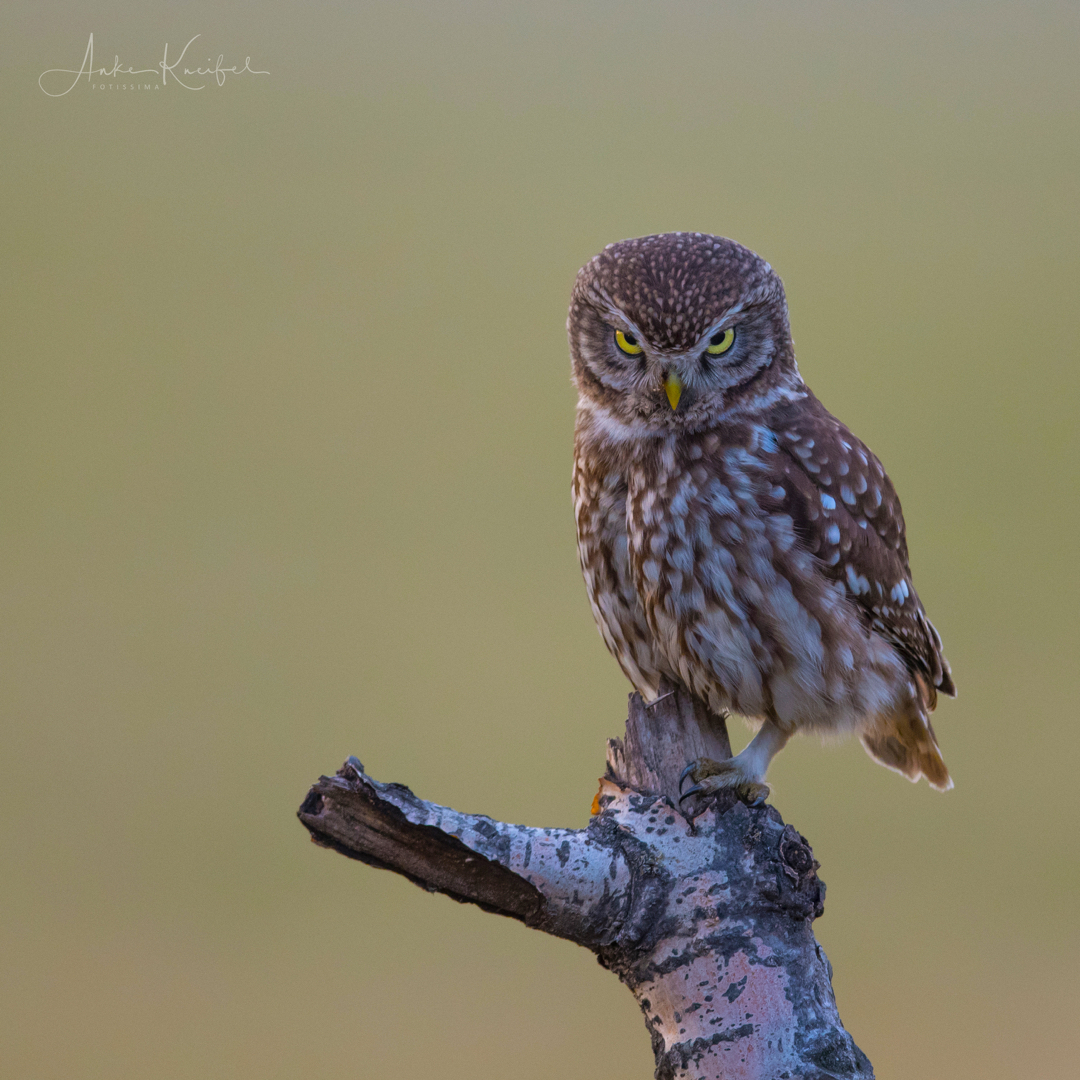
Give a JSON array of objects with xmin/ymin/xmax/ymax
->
[{"xmin": 569, "ymin": 233, "xmax": 954, "ymax": 798}]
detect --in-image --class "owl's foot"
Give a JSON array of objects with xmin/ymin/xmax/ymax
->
[
  {"xmin": 678, "ymin": 757, "xmax": 770, "ymax": 808},
  {"xmin": 679, "ymin": 720, "xmax": 790, "ymax": 812}
]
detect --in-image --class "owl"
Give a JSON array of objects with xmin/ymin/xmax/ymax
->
[{"xmin": 570, "ymin": 233, "xmax": 955, "ymax": 805}]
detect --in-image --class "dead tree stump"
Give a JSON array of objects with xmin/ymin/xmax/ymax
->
[{"xmin": 297, "ymin": 685, "xmax": 874, "ymax": 1080}]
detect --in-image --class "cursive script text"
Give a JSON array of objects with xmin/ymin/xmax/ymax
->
[{"xmin": 39, "ymin": 33, "xmax": 269, "ymax": 96}]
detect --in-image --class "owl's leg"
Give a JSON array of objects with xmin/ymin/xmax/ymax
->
[{"xmin": 679, "ymin": 719, "xmax": 790, "ymax": 808}]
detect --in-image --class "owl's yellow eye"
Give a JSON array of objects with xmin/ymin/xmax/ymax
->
[
  {"xmin": 614, "ymin": 330, "xmax": 643, "ymax": 356},
  {"xmin": 706, "ymin": 328, "xmax": 736, "ymax": 355}
]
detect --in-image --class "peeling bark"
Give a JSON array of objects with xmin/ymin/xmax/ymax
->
[{"xmin": 297, "ymin": 686, "xmax": 873, "ymax": 1080}]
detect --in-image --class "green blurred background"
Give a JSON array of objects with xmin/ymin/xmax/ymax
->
[{"xmin": 2, "ymin": 2, "xmax": 1078, "ymax": 1076}]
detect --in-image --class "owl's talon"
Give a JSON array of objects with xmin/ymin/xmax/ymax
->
[
  {"xmin": 679, "ymin": 757, "xmax": 727, "ymax": 793},
  {"xmin": 678, "ymin": 762, "xmax": 699, "ymax": 795},
  {"xmin": 678, "ymin": 783, "xmax": 704, "ymax": 805}
]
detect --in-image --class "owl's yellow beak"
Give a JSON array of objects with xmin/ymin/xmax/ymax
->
[{"xmin": 664, "ymin": 370, "xmax": 683, "ymax": 411}]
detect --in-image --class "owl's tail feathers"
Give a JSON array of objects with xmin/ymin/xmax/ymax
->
[{"xmin": 861, "ymin": 706, "xmax": 953, "ymax": 792}]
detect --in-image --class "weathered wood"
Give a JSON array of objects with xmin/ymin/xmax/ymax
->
[
  {"xmin": 608, "ymin": 677, "xmax": 733, "ymax": 803},
  {"xmin": 298, "ymin": 686, "xmax": 873, "ymax": 1080}
]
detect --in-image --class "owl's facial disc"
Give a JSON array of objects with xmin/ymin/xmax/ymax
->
[{"xmin": 568, "ymin": 233, "xmax": 802, "ymax": 432}]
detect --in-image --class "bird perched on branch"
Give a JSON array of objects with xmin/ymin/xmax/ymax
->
[{"xmin": 570, "ymin": 233, "xmax": 955, "ymax": 805}]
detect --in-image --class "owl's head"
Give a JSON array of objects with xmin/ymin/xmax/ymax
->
[{"xmin": 568, "ymin": 233, "xmax": 801, "ymax": 433}]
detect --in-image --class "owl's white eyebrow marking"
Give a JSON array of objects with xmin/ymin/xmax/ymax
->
[{"xmin": 700, "ymin": 304, "xmax": 745, "ymax": 342}]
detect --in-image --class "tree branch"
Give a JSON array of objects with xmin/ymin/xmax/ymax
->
[{"xmin": 298, "ymin": 686, "xmax": 874, "ymax": 1080}]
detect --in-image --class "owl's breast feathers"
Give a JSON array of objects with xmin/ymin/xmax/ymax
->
[
  {"xmin": 574, "ymin": 392, "xmax": 954, "ymax": 732},
  {"xmin": 573, "ymin": 435, "xmax": 674, "ymax": 700}
]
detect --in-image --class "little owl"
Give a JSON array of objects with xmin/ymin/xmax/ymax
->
[{"xmin": 570, "ymin": 233, "xmax": 954, "ymax": 805}]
